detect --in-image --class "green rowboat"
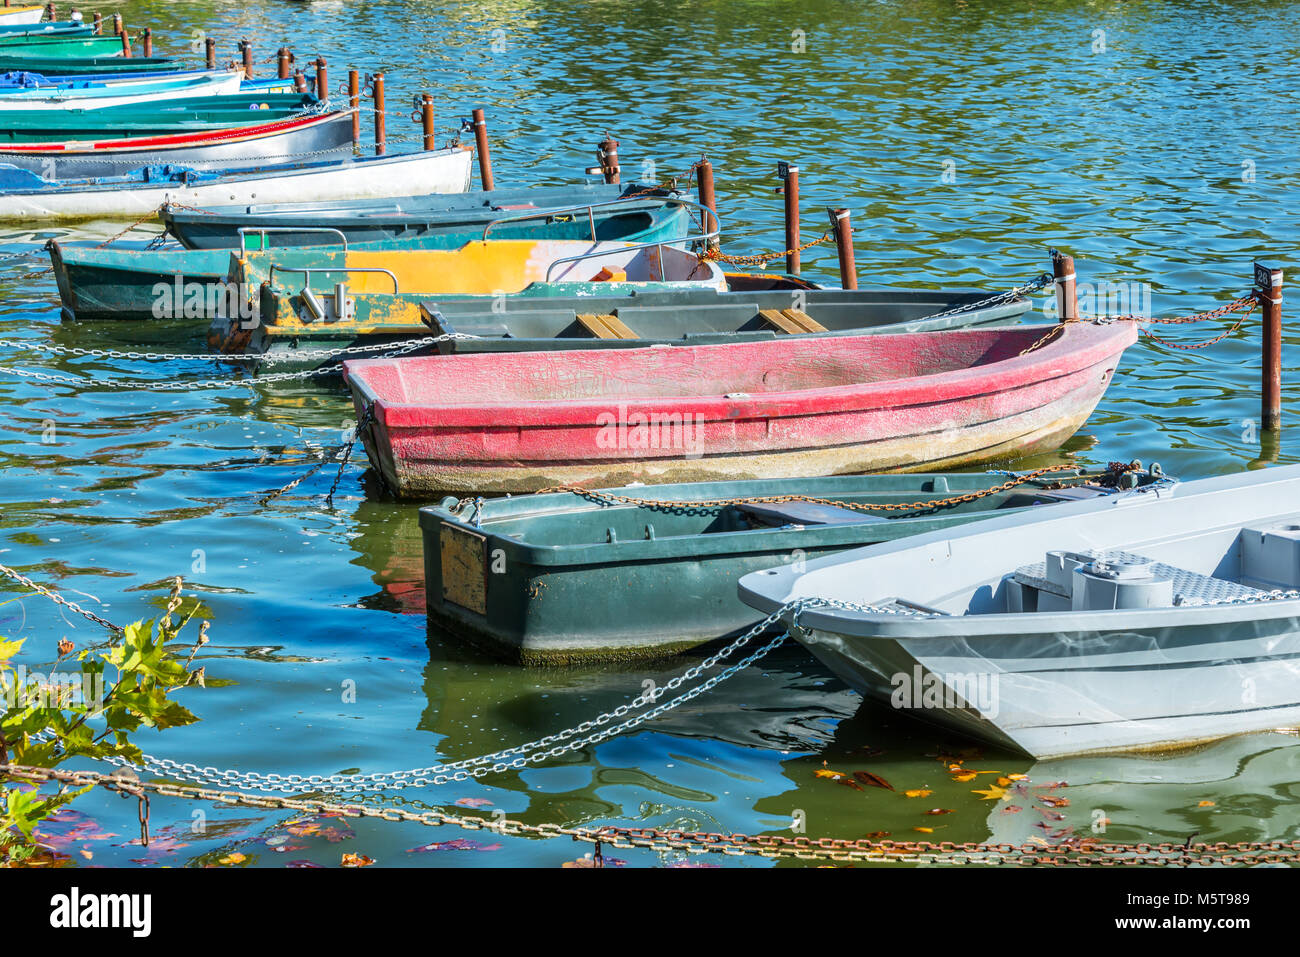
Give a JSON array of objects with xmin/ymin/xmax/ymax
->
[
  {"xmin": 0, "ymin": 55, "xmax": 182, "ymax": 75},
  {"xmin": 419, "ymin": 467, "xmax": 1171, "ymax": 664},
  {"xmin": 0, "ymin": 36, "xmax": 127, "ymax": 57}
]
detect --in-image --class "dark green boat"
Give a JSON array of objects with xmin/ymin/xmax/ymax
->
[
  {"xmin": 0, "ymin": 92, "xmax": 322, "ymax": 142},
  {"xmin": 418, "ymin": 467, "xmax": 1171, "ymax": 664},
  {"xmin": 0, "ymin": 35, "xmax": 124, "ymax": 57},
  {"xmin": 0, "ymin": 54, "xmax": 183, "ymax": 76}
]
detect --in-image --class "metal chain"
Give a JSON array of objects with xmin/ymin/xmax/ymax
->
[
  {"xmin": 913, "ymin": 272, "xmax": 1054, "ymax": 322},
  {"xmin": 5, "ymin": 761, "xmax": 1299, "ymax": 866},
  {"xmin": 536, "ymin": 463, "xmax": 1091, "ymax": 515},
  {"xmin": 0, "ymin": 563, "xmax": 123, "ymax": 633},
  {"xmin": 701, "ymin": 230, "xmax": 834, "ymax": 267},
  {"xmin": 1019, "ymin": 293, "xmax": 1260, "ymax": 356}
]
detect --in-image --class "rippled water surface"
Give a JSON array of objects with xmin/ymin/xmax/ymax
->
[{"xmin": 3, "ymin": 0, "xmax": 1300, "ymax": 867}]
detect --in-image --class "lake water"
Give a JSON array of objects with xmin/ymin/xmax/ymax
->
[{"xmin": 2, "ymin": 0, "xmax": 1298, "ymax": 867}]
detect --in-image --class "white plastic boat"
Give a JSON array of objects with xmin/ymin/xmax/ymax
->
[
  {"xmin": 0, "ymin": 69, "xmax": 243, "ymax": 109},
  {"xmin": 739, "ymin": 465, "xmax": 1300, "ymax": 759}
]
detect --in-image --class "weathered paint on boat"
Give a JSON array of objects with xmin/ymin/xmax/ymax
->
[
  {"xmin": 0, "ymin": 110, "xmax": 354, "ymax": 177},
  {"xmin": 739, "ymin": 465, "xmax": 1300, "ymax": 759},
  {"xmin": 237, "ymin": 239, "xmax": 727, "ymax": 336},
  {"xmin": 0, "ymin": 35, "xmax": 124, "ymax": 57},
  {"xmin": 341, "ymin": 321, "xmax": 1138, "ymax": 496},
  {"xmin": 0, "ymin": 21, "xmax": 92, "ymax": 38},
  {"xmin": 419, "ymin": 468, "xmax": 1169, "ymax": 663},
  {"xmin": 0, "ymin": 145, "xmax": 474, "ymax": 221},
  {"xmin": 0, "ymin": 7, "xmax": 49, "ymax": 26},
  {"xmin": 161, "ymin": 182, "xmax": 697, "ymax": 249},
  {"xmin": 0, "ymin": 70, "xmax": 243, "ymax": 108},
  {"xmin": 49, "ymin": 197, "xmax": 693, "ymax": 321},
  {"xmin": 0, "ymin": 92, "xmax": 321, "ymax": 139}
]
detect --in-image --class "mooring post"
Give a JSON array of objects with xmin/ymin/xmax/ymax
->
[
  {"xmin": 1052, "ymin": 249, "xmax": 1078, "ymax": 322},
  {"xmin": 277, "ymin": 47, "xmax": 291, "ymax": 80},
  {"xmin": 142, "ymin": 28, "xmax": 152, "ymax": 58},
  {"xmin": 372, "ymin": 72, "xmax": 386, "ymax": 155},
  {"xmin": 205, "ymin": 37, "xmax": 215, "ymax": 69},
  {"xmin": 240, "ymin": 40, "xmax": 254, "ymax": 80},
  {"xmin": 293, "ymin": 68, "xmax": 307, "ymax": 94},
  {"xmin": 828, "ymin": 207, "xmax": 858, "ymax": 290},
  {"xmin": 112, "ymin": 12, "xmax": 121, "ymax": 35},
  {"xmin": 348, "ymin": 69, "xmax": 360, "ymax": 145},
  {"xmin": 697, "ymin": 157, "xmax": 718, "ymax": 249},
  {"xmin": 596, "ymin": 134, "xmax": 620, "ymax": 185},
  {"xmin": 119, "ymin": 24, "xmax": 131, "ymax": 57},
  {"xmin": 778, "ymin": 162, "xmax": 800, "ymax": 275},
  {"xmin": 1257, "ymin": 262, "xmax": 1285, "ymax": 431},
  {"xmin": 315, "ymin": 57, "xmax": 328, "ymax": 102},
  {"xmin": 44, "ymin": 3, "xmax": 53, "ymax": 20},
  {"xmin": 472, "ymin": 108, "xmax": 494, "ymax": 190},
  {"xmin": 92, "ymin": 11, "xmax": 101, "ymax": 34},
  {"xmin": 421, "ymin": 94, "xmax": 435, "ymax": 151}
]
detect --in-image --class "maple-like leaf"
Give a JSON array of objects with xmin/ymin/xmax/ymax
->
[
  {"xmin": 904, "ymin": 789, "xmax": 932, "ymax": 798},
  {"xmin": 972, "ymin": 784, "xmax": 1008, "ymax": 801}
]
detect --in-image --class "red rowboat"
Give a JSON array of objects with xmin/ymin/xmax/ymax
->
[{"xmin": 342, "ymin": 321, "xmax": 1138, "ymax": 496}]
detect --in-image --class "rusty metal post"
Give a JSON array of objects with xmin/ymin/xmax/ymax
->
[
  {"xmin": 372, "ymin": 72, "xmax": 386, "ymax": 155},
  {"xmin": 1257, "ymin": 263, "xmax": 1284, "ymax": 431},
  {"xmin": 828, "ymin": 207, "xmax": 857, "ymax": 290},
  {"xmin": 92, "ymin": 11, "xmax": 101, "ymax": 33},
  {"xmin": 205, "ymin": 37, "xmax": 215, "ymax": 69},
  {"xmin": 778, "ymin": 162, "xmax": 800, "ymax": 275},
  {"xmin": 142, "ymin": 28, "xmax": 152, "ymax": 58},
  {"xmin": 44, "ymin": 3, "xmax": 53, "ymax": 20},
  {"xmin": 241, "ymin": 40, "xmax": 254, "ymax": 80},
  {"xmin": 597, "ymin": 135, "xmax": 620, "ymax": 185},
  {"xmin": 112, "ymin": 13, "xmax": 121, "ymax": 35},
  {"xmin": 472, "ymin": 108, "xmax": 494, "ymax": 190},
  {"xmin": 697, "ymin": 158, "xmax": 718, "ymax": 249},
  {"xmin": 293, "ymin": 68, "xmax": 307, "ymax": 94},
  {"xmin": 348, "ymin": 69, "xmax": 360, "ymax": 145},
  {"xmin": 420, "ymin": 94, "xmax": 435, "ymax": 151},
  {"xmin": 315, "ymin": 57, "xmax": 327, "ymax": 102},
  {"xmin": 1052, "ymin": 249, "xmax": 1078, "ymax": 322},
  {"xmin": 119, "ymin": 25, "xmax": 131, "ymax": 57},
  {"xmin": 277, "ymin": 47, "xmax": 291, "ymax": 79}
]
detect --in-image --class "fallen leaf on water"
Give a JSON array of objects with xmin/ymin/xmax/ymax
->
[
  {"xmin": 218, "ymin": 852, "xmax": 246, "ymax": 865},
  {"xmin": 913, "ymin": 826, "xmax": 935, "ymax": 834},
  {"xmin": 924, "ymin": 808, "xmax": 955, "ymax": 816},
  {"xmin": 996, "ymin": 776, "xmax": 1012, "ymax": 787},
  {"xmin": 1001, "ymin": 805, "xmax": 1023, "ymax": 814},
  {"xmin": 863, "ymin": 831, "xmax": 891, "ymax": 839},
  {"xmin": 341, "ymin": 853, "xmax": 374, "ymax": 867},
  {"xmin": 1006, "ymin": 773, "xmax": 1028, "ymax": 781},
  {"xmin": 814, "ymin": 768, "xmax": 845, "ymax": 779},
  {"xmin": 1197, "ymin": 800, "xmax": 1215, "ymax": 808},
  {"xmin": 972, "ymin": 784, "xmax": 1008, "ymax": 801},
  {"xmin": 904, "ymin": 789, "xmax": 933, "ymax": 798},
  {"xmin": 950, "ymin": 770, "xmax": 978, "ymax": 783},
  {"xmin": 455, "ymin": 797, "xmax": 494, "ymax": 808},
  {"xmin": 853, "ymin": 770, "xmax": 895, "ymax": 791},
  {"xmin": 1039, "ymin": 795, "xmax": 1070, "ymax": 808},
  {"xmin": 79, "ymin": 849, "xmax": 92, "ymax": 860}
]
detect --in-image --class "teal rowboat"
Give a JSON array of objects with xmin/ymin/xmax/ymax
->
[
  {"xmin": 418, "ymin": 467, "xmax": 1171, "ymax": 663},
  {"xmin": 0, "ymin": 55, "xmax": 181, "ymax": 75},
  {"xmin": 0, "ymin": 35, "xmax": 124, "ymax": 57},
  {"xmin": 47, "ymin": 195, "xmax": 694, "ymax": 320}
]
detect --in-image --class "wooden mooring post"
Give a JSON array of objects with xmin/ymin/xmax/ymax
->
[
  {"xmin": 472, "ymin": 108, "xmax": 494, "ymax": 190},
  {"xmin": 315, "ymin": 57, "xmax": 328, "ymax": 101},
  {"xmin": 596, "ymin": 135, "xmax": 620, "ymax": 185},
  {"xmin": 240, "ymin": 40, "xmax": 254, "ymax": 79},
  {"xmin": 828, "ymin": 207, "xmax": 857, "ymax": 290},
  {"xmin": 293, "ymin": 68, "xmax": 307, "ymax": 94},
  {"xmin": 92, "ymin": 12, "xmax": 101, "ymax": 34},
  {"xmin": 349, "ymin": 70, "xmax": 360, "ymax": 146},
  {"xmin": 111, "ymin": 13, "xmax": 121, "ymax": 35},
  {"xmin": 697, "ymin": 157, "xmax": 717, "ymax": 249},
  {"xmin": 1052, "ymin": 249, "xmax": 1078, "ymax": 321},
  {"xmin": 372, "ymin": 72, "xmax": 386, "ymax": 155},
  {"xmin": 119, "ymin": 23, "xmax": 131, "ymax": 57},
  {"xmin": 777, "ymin": 162, "xmax": 800, "ymax": 274},
  {"xmin": 277, "ymin": 47, "xmax": 292, "ymax": 80},
  {"xmin": 44, "ymin": 3, "xmax": 53, "ymax": 20},
  {"xmin": 1257, "ymin": 262, "xmax": 1284, "ymax": 431},
  {"xmin": 205, "ymin": 37, "xmax": 215, "ymax": 69},
  {"xmin": 142, "ymin": 28, "xmax": 152, "ymax": 58}
]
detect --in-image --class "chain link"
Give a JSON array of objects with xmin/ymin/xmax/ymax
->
[
  {"xmin": 0, "ymin": 563, "xmax": 122, "ymax": 633},
  {"xmin": 1019, "ymin": 293, "xmax": 1260, "ymax": 356}
]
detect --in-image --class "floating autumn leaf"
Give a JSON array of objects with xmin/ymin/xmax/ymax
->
[
  {"xmin": 996, "ymin": 776, "xmax": 1012, "ymax": 787},
  {"xmin": 218, "ymin": 852, "xmax": 246, "ymax": 865},
  {"xmin": 341, "ymin": 852, "xmax": 374, "ymax": 867},
  {"xmin": 924, "ymin": 808, "xmax": 955, "ymax": 816},
  {"xmin": 1006, "ymin": 773, "xmax": 1028, "ymax": 781},
  {"xmin": 950, "ymin": 770, "xmax": 978, "ymax": 783},
  {"xmin": 454, "ymin": 797, "xmax": 494, "ymax": 808},
  {"xmin": 1035, "ymin": 781, "xmax": 1069, "ymax": 790},
  {"xmin": 1035, "ymin": 806, "xmax": 1065, "ymax": 821},
  {"xmin": 814, "ymin": 768, "xmax": 846, "ymax": 780},
  {"xmin": 903, "ymin": 789, "xmax": 932, "ymax": 798},
  {"xmin": 853, "ymin": 770, "xmax": 895, "ymax": 791},
  {"xmin": 863, "ymin": 831, "xmax": 891, "ymax": 839},
  {"xmin": 79, "ymin": 849, "xmax": 92, "ymax": 860},
  {"xmin": 57, "ymin": 637, "xmax": 74, "ymax": 658},
  {"xmin": 1039, "ymin": 795, "xmax": 1070, "ymax": 808},
  {"xmin": 1197, "ymin": 800, "xmax": 1215, "ymax": 808},
  {"xmin": 913, "ymin": 826, "xmax": 935, "ymax": 834},
  {"xmin": 972, "ymin": 784, "xmax": 1008, "ymax": 801},
  {"xmin": 1001, "ymin": 805, "xmax": 1023, "ymax": 814}
]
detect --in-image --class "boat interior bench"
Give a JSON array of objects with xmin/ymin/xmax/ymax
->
[
  {"xmin": 757, "ymin": 308, "xmax": 828, "ymax": 334},
  {"xmin": 575, "ymin": 312, "xmax": 637, "ymax": 339},
  {"xmin": 738, "ymin": 501, "xmax": 888, "ymax": 528}
]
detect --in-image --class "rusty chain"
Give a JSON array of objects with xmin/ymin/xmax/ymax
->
[
  {"xmin": 535, "ymin": 463, "xmax": 1102, "ymax": 515},
  {"xmin": 3, "ymin": 762, "xmax": 1298, "ymax": 866},
  {"xmin": 700, "ymin": 230, "xmax": 835, "ymax": 267},
  {"xmin": 1019, "ymin": 293, "xmax": 1261, "ymax": 356},
  {"xmin": 0, "ymin": 563, "xmax": 123, "ymax": 634}
]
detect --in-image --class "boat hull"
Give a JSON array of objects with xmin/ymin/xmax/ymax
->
[
  {"xmin": 0, "ymin": 7, "xmax": 46, "ymax": 25},
  {"xmin": 0, "ymin": 110, "xmax": 353, "ymax": 179},
  {"xmin": 342, "ymin": 322, "xmax": 1137, "ymax": 496},
  {"xmin": 0, "ymin": 145, "xmax": 474, "ymax": 222},
  {"xmin": 793, "ymin": 615, "xmax": 1300, "ymax": 759},
  {"xmin": 0, "ymin": 71, "xmax": 244, "ymax": 109},
  {"xmin": 417, "ymin": 471, "xmax": 1161, "ymax": 664}
]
